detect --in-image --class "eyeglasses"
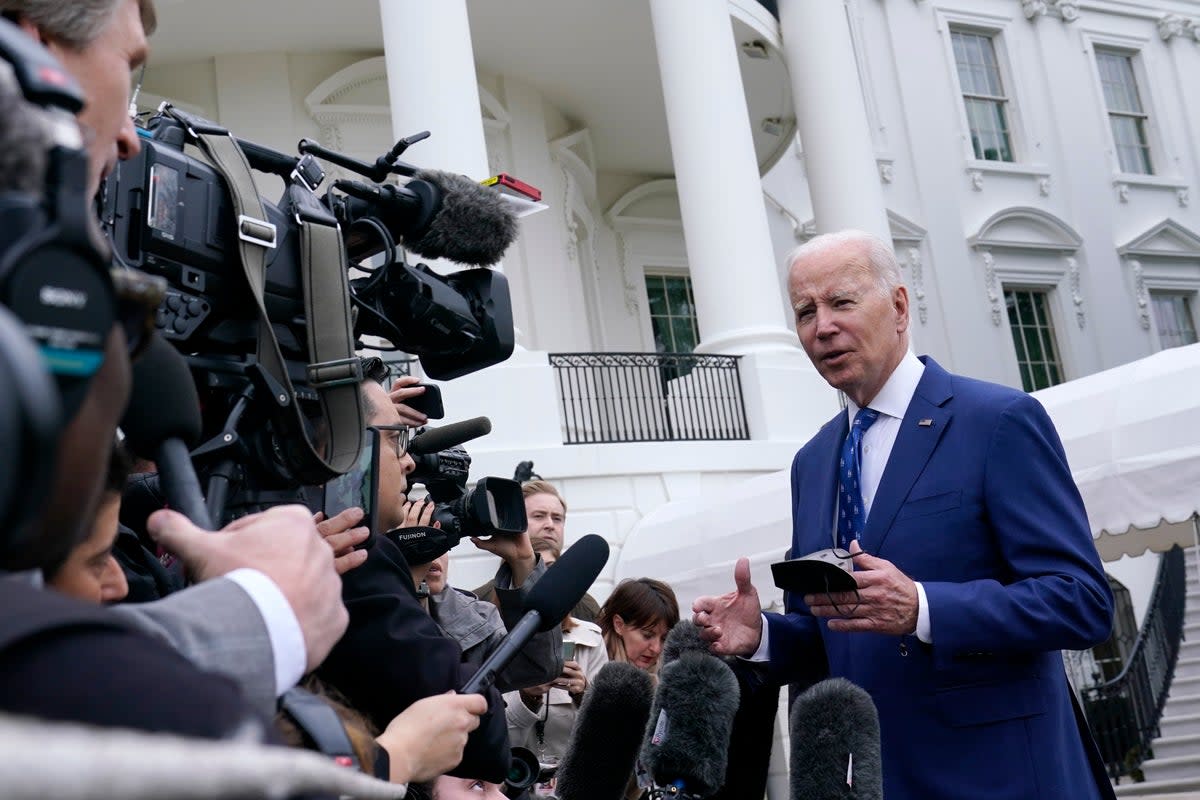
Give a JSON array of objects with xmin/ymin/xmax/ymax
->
[
  {"xmin": 372, "ymin": 424, "xmax": 411, "ymax": 459},
  {"xmin": 110, "ymin": 267, "xmax": 165, "ymax": 361}
]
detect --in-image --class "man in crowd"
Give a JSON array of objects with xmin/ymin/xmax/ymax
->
[
  {"xmin": 693, "ymin": 230, "xmax": 1114, "ymax": 799},
  {"xmin": 475, "ymin": 480, "xmax": 599, "ymax": 623}
]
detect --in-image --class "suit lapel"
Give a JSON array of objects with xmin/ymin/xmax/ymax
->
[{"xmin": 862, "ymin": 358, "xmax": 954, "ymax": 555}]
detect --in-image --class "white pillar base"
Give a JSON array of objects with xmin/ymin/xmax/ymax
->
[
  {"xmin": 738, "ymin": 349, "xmax": 839, "ymax": 442},
  {"xmin": 694, "ymin": 326, "xmax": 801, "ymax": 357}
]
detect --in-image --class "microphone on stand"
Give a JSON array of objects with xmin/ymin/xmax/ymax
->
[
  {"xmin": 639, "ymin": 652, "xmax": 739, "ymax": 799},
  {"xmin": 555, "ymin": 661, "xmax": 656, "ymax": 800},
  {"xmin": 789, "ymin": 678, "xmax": 882, "ymax": 800}
]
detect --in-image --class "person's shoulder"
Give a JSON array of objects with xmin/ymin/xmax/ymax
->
[{"xmin": 566, "ymin": 619, "xmax": 604, "ymax": 648}]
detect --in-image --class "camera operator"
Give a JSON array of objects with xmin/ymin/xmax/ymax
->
[{"xmin": 313, "ymin": 359, "xmax": 514, "ymax": 782}]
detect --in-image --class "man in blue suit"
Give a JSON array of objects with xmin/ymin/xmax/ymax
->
[{"xmin": 693, "ymin": 230, "xmax": 1114, "ymax": 799}]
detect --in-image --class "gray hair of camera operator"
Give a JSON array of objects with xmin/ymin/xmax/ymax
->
[
  {"xmin": 0, "ymin": 58, "xmax": 47, "ymax": 193},
  {"xmin": 0, "ymin": 0, "xmax": 157, "ymax": 49}
]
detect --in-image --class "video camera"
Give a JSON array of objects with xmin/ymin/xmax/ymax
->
[{"xmin": 100, "ymin": 105, "xmax": 521, "ymax": 520}]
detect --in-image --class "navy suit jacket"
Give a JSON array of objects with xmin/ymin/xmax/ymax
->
[{"xmin": 766, "ymin": 357, "xmax": 1114, "ymax": 799}]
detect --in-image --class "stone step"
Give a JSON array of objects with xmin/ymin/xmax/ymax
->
[
  {"xmin": 1115, "ymin": 776, "xmax": 1200, "ymax": 797},
  {"xmin": 1142, "ymin": 753, "xmax": 1200, "ymax": 785},
  {"xmin": 1150, "ymin": 733, "xmax": 1200, "ymax": 761},
  {"xmin": 1175, "ymin": 658, "xmax": 1200, "ymax": 682},
  {"xmin": 1164, "ymin": 694, "xmax": 1200, "ymax": 720},
  {"xmin": 1169, "ymin": 676, "xmax": 1200, "ymax": 700},
  {"xmin": 1160, "ymin": 712, "xmax": 1200, "ymax": 741}
]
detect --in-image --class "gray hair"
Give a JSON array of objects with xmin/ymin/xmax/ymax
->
[
  {"xmin": 0, "ymin": 63, "xmax": 48, "ymax": 193},
  {"xmin": 785, "ymin": 229, "xmax": 904, "ymax": 297},
  {"xmin": 0, "ymin": 0, "xmax": 157, "ymax": 50}
]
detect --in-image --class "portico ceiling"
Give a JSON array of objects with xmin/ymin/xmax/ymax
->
[{"xmin": 148, "ymin": 0, "xmax": 793, "ymax": 176}]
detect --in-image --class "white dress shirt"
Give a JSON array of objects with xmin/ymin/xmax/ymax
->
[
  {"xmin": 749, "ymin": 351, "xmax": 932, "ymax": 662},
  {"xmin": 224, "ymin": 568, "xmax": 306, "ymax": 695}
]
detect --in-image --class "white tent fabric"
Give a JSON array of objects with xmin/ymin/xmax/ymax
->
[
  {"xmin": 617, "ymin": 344, "xmax": 1200, "ymax": 605},
  {"xmin": 1033, "ymin": 342, "xmax": 1200, "ymax": 561}
]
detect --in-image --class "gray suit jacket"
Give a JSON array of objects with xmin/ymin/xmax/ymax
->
[{"xmin": 112, "ymin": 577, "xmax": 278, "ymax": 718}]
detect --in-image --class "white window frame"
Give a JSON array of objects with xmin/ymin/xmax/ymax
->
[
  {"xmin": 1079, "ymin": 29, "xmax": 1179, "ymax": 186},
  {"xmin": 1001, "ymin": 284, "xmax": 1068, "ymax": 392},
  {"xmin": 642, "ymin": 266, "xmax": 699, "ymax": 354},
  {"xmin": 934, "ymin": 9, "xmax": 1037, "ymax": 172},
  {"xmin": 1147, "ymin": 289, "xmax": 1200, "ymax": 350}
]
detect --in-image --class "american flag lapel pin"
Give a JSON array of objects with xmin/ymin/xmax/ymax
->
[{"xmin": 918, "ymin": 418, "xmax": 933, "ymax": 427}]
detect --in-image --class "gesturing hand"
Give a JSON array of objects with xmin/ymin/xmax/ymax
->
[
  {"xmin": 804, "ymin": 540, "xmax": 919, "ymax": 636},
  {"xmin": 691, "ymin": 557, "xmax": 763, "ymax": 657}
]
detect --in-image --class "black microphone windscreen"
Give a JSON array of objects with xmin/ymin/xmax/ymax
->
[
  {"xmin": 661, "ymin": 620, "xmax": 712, "ymax": 666},
  {"xmin": 407, "ymin": 169, "xmax": 518, "ymax": 266},
  {"xmin": 789, "ymin": 678, "xmax": 882, "ymax": 800},
  {"xmin": 641, "ymin": 651, "xmax": 739, "ymax": 798},
  {"xmin": 407, "ymin": 416, "xmax": 492, "ymax": 455},
  {"xmin": 556, "ymin": 662, "xmax": 655, "ymax": 800},
  {"xmin": 119, "ymin": 335, "xmax": 202, "ymax": 454},
  {"xmin": 524, "ymin": 533, "xmax": 609, "ymax": 632}
]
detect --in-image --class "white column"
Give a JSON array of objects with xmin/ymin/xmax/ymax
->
[
  {"xmin": 649, "ymin": 0, "xmax": 798, "ymax": 355},
  {"xmin": 777, "ymin": 0, "xmax": 890, "ymax": 242},
  {"xmin": 378, "ymin": 0, "xmax": 489, "ymax": 180}
]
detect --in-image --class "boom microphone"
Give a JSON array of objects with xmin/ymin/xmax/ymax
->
[
  {"xmin": 789, "ymin": 678, "xmax": 882, "ymax": 800},
  {"xmin": 640, "ymin": 652, "xmax": 739, "ymax": 799},
  {"xmin": 407, "ymin": 416, "xmax": 492, "ymax": 456},
  {"xmin": 461, "ymin": 533, "xmax": 609, "ymax": 695},
  {"xmin": 555, "ymin": 662, "xmax": 656, "ymax": 800},
  {"xmin": 119, "ymin": 334, "xmax": 213, "ymax": 529},
  {"xmin": 408, "ymin": 169, "xmax": 518, "ymax": 266}
]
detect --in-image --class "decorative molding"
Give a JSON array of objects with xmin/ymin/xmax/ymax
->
[
  {"xmin": 1038, "ymin": 176, "xmax": 1051, "ymax": 197},
  {"xmin": 904, "ymin": 247, "xmax": 928, "ymax": 324},
  {"xmin": 1116, "ymin": 182, "xmax": 1130, "ymax": 203},
  {"xmin": 969, "ymin": 170, "xmax": 984, "ymax": 191},
  {"xmin": 1128, "ymin": 259, "xmax": 1151, "ymax": 330},
  {"xmin": 1022, "ymin": 0, "xmax": 1079, "ymax": 23},
  {"xmin": 1178, "ymin": 188, "xmax": 1191, "ymax": 208},
  {"xmin": 1117, "ymin": 218, "xmax": 1200, "ymax": 260},
  {"xmin": 1066, "ymin": 256, "xmax": 1085, "ymax": 328},
  {"xmin": 877, "ymin": 159, "xmax": 895, "ymax": 184},
  {"xmin": 613, "ymin": 231, "xmax": 641, "ymax": 316},
  {"xmin": 981, "ymin": 251, "xmax": 1004, "ymax": 326},
  {"xmin": 1157, "ymin": 14, "xmax": 1193, "ymax": 41},
  {"xmin": 969, "ymin": 206, "xmax": 1083, "ymax": 254}
]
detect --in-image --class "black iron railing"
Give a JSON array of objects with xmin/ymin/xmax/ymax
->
[
  {"xmin": 1079, "ymin": 545, "xmax": 1188, "ymax": 781},
  {"xmin": 549, "ymin": 352, "xmax": 750, "ymax": 444}
]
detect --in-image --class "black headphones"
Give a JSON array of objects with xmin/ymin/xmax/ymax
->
[{"xmin": 0, "ymin": 17, "xmax": 121, "ymax": 563}]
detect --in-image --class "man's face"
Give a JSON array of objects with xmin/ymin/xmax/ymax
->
[
  {"xmin": 48, "ymin": 492, "xmax": 128, "ymax": 604},
  {"xmin": 524, "ymin": 492, "xmax": 565, "ymax": 551},
  {"xmin": 788, "ymin": 242, "xmax": 909, "ymax": 407},
  {"xmin": 35, "ymin": 0, "xmax": 148, "ymax": 196},
  {"xmin": 362, "ymin": 381, "xmax": 414, "ymax": 532}
]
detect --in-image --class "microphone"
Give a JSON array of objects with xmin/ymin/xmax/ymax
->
[
  {"xmin": 460, "ymin": 533, "xmax": 609, "ymax": 695},
  {"xmin": 555, "ymin": 662, "xmax": 656, "ymax": 800},
  {"xmin": 407, "ymin": 415, "xmax": 492, "ymax": 455},
  {"xmin": 661, "ymin": 620, "xmax": 712, "ymax": 666},
  {"xmin": 789, "ymin": 678, "xmax": 882, "ymax": 800},
  {"xmin": 640, "ymin": 652, "xmax": 739, "ymax": 799},
  {"xmin": 119, "ymin": 334, "xmax": 213, "ymax": 530},
  {"xmin": 407, "ymin": 169, "xmax": 518, "ymax": 266}
]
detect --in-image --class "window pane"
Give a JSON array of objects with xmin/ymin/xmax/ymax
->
[
  {"xmin": 1005, "ymin": 288, "xmax": 1064, "ymax": 392},
  {"xmin": 1151, "ymin": 292, "xmax": 1199, "ymax": 349},
  {"xmin": 645, "ymin": 273, "xmax": 700, "ymax": 354}
]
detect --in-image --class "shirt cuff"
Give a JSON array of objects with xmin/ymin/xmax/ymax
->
[
  {"xmin": 914, "ymin": 581, "xmax": 932, "ymax": 643},
  {"xmin": 223, "ymin": 568, "xmax": 306, "ymax": 696},
  {"xmin": 740, "ymin": 614, "xmax": 772, "ymax": 662}
]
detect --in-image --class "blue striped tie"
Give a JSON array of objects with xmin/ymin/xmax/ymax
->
[{"xmin": 837, "ymin": 407, "xmax": 880, "ymax": 551}]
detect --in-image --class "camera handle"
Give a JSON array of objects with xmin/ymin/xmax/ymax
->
[{"xmin": 299, "ymin": 130, "xmax": 430, "ymax": 184}]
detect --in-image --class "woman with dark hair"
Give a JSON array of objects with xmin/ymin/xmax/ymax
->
[{"xmin": 597, "ymin": 578, "xmax": 680, "ymax": 674}]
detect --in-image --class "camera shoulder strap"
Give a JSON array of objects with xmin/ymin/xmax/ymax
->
[{"xmin": 161, "ymin": 105, "xmax": 363, "ymax": 485}]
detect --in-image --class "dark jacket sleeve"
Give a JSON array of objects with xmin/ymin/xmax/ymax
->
[
  {"xmin": 316, "ymin": 534, "xmax": 511, "ymax": 783},
  {"xmin": 492, "ymin": 557, "xmax": 563, "ymax": 692}
]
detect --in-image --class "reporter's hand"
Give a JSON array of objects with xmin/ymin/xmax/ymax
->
[
  {"xmin": 470, "ymin": 531, "xmax": 536, "ymax": 587},
  {"xmin": 313, "ymin": 508, "xmax": 369, "ymax": 575},
  {"xmin": 376, "ymin": 692, "xmax": 487, "ymax": 783},
  {"xmin": 147, "ymin": 505, "xmax": 348, "ymax": 671},
  {"xmin": 388, "ymin": 375, "xmax": 428, "ymax": 427},
  {"xmin": 555, "ymin": 660, "xmax": 587, "ymax": 696}
]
